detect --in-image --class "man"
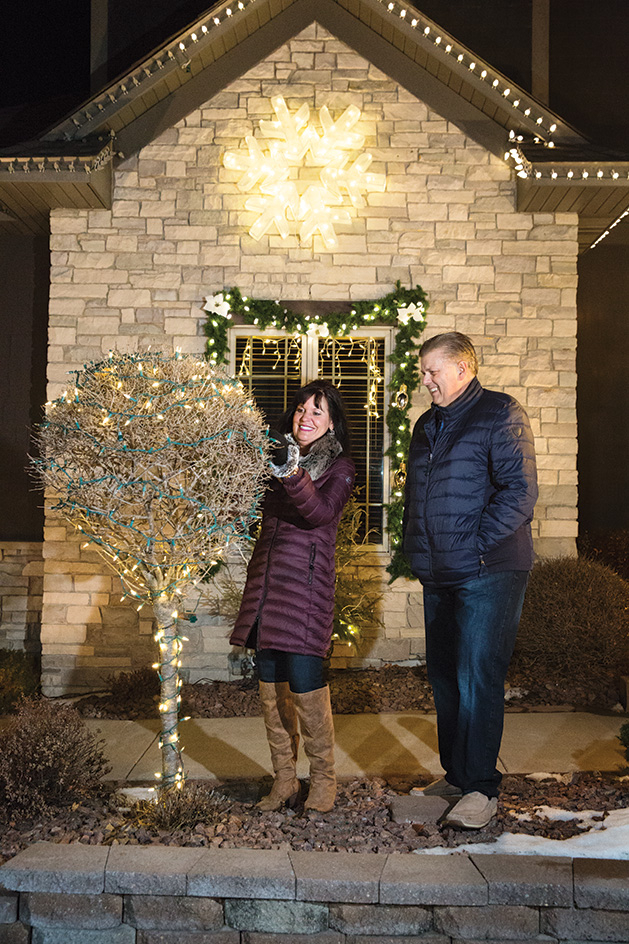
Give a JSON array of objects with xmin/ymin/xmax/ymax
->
[{"xmin": 403, "ymin": 332, "xmax": 538, "ymax": 829}]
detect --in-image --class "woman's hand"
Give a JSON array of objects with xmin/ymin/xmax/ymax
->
[{"xmin": 269, "ymin": 442, "xmax": 300, "ymax": 478}]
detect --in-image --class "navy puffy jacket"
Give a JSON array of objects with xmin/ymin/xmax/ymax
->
[{"xmin": 403, "ymin": 377, "xmax": 538, "ymax": 588}]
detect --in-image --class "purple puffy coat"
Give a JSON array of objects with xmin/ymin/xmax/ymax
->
[{"xmin": 230, "ymin": 439, "xmax": 355, "ymax": 658}]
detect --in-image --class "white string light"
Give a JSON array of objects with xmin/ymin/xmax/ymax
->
[{"xmin": 589, "ymin": 205, "xmax": 629, "ymax": 250}]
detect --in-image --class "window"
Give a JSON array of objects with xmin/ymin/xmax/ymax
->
[{"xmin": 231, "ymin": 326, "xmax": 391, "ymax": 544}]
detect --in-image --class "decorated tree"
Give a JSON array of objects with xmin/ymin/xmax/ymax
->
[{"xmin": 34, "ymin": 351, "xmax": 269, "ymax": 790}]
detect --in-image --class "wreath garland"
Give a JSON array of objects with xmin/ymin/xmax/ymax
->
[{"xmin": 202, "ymin": 281, "xmax": 428, "ymax": 581}]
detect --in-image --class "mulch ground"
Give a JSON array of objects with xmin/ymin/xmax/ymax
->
[
  {"xmin": 74, "ymin": 661, "xmax": 626, "ymax": 720},
  {"xmin": 0, "ymin": 665, "xmax": 627, "ymax": 864}
]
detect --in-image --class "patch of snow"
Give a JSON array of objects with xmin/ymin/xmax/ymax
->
[
  {"xmin": 415, "ymin": 807, "xmax": 629, "ymax": 859},
  {"xmin": 504, "ymin": 687, "xmax": 527, "ymax": 701},
  {"xmin": 522, "ymin": 805, "xmax": 604, "ymax": 825},
  {"xmin": 115, "ymin": 787, "xmax": 156, "ymax": 806},
  {"xmin": 525, "ymin": 772, "xmax": 572, "ymax": 783}
]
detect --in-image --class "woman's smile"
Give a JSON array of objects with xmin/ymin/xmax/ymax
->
[{"xmin": 292, "ymin": 395, "xmax": 333, "ymax": 454}]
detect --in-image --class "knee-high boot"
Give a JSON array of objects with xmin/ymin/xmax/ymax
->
[
  {"xmin": 256, "ymin": 680, "xmax": 300, "ymax": 811},
  {"xmin": 293, "ymin": 686, "xmax": 336, "ymax": 812}
]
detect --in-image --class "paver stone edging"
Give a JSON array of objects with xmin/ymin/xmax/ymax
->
[{"xmin": 0, "ymin": 843, "xmax": 628, "ymax": 942}]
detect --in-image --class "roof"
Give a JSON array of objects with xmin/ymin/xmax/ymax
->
[{"xmin": 2, "ymin": 0, "xmax": 628, "ymax": 250}]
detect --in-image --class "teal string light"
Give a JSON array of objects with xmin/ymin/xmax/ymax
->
[{"xmin": 35, "ymin": 350, "xmax": 270, "ymax": 791}]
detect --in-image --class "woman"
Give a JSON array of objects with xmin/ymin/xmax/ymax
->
[{"xmin": 230, "ymin": 379, "xmax": 355, "ymax": 813}]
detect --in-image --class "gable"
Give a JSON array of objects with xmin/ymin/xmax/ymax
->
[{"xmin": 1, "ymin": 0, "xmax": 627, "ymax": 249}]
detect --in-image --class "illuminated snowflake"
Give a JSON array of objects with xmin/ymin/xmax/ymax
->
[{"xmin": 223, "ymin": 96, "xmax": 386, "ymax": 248}]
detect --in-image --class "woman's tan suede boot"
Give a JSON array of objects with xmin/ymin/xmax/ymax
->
[
  {"xmin": 255, "ymin": 680, "xmax": 300, "ymax": 811},
  {"xmin": 293, "ymin": 685, "xmax": 336, "ymax": 812}
]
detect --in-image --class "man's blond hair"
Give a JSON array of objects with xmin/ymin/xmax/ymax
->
[{"xmin": 419, "ymin": 332, "xmax": 478, "ymax": 375}]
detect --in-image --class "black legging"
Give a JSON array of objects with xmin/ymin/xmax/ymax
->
[{"xmin": 256, "ymin": 648, "xmax": 325, "ymax": 693}]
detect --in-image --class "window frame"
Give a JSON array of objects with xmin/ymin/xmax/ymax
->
[{"xmin": 229, "ymin": 323, "xmax": 393, "ymax": 551}]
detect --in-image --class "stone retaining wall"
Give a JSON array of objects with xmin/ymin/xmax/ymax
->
[{"xmin": 1, "ymin": 842, "xmax": 628, "ymax": 943}]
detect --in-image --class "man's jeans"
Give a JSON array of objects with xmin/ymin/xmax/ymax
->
[{"xmin": 423, "ymin": 570, "xmax": 530, "ymax": 798}]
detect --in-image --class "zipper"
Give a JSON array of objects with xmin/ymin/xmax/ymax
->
[
  {"xmin": 256, "ymin": 519, "xmax": 279, "ymax": 622},
  {"xmin": 308, "ymin": 544, "xmax": 316, "ymax": 585},
  {"xmin": 424, "ymin": 423, "xmax": 437, "ymax": 581}
]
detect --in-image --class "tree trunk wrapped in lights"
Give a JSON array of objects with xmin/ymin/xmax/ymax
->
[{"xmin": 34, "ymin": 351, "xmax": 270, "ymax": 790}]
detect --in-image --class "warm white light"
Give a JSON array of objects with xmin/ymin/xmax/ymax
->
[{"xmin": 224, "ymin": 96, "xmax": 387, "ymax": 246}]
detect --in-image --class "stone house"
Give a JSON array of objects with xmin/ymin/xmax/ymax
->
[{"xmin": 1, "ymin": 0, "xmax": 628, "ymax": 696}]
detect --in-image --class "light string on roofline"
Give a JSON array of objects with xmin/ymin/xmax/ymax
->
[
  {"xmin": 504, "ymin": 140, "xmax": 629, "ymax": 183},
  {"xmin": 63, "ymin": 0, "xmax": 552, "ymax": 144},
  {"xmin": 375, "ymin": 0, "xmax": 561, "ymax": 147},
  {"xmin": 202, "ymin": 283, "xmax": 429, "ymax": 582},
  {"xmin": 0, "ymin": 141, "xmax": 114, "ymax": 176},
  {"xmin": 59, "ymin": 0, "xmax": 259, "ymax": 138},
  {"xmin": 589, "ymin": 205, "xmax": 629, "ymax": 250}
]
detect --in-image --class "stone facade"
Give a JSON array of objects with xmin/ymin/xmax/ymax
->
[
  {"xmin": 0, "ymin": 542, "xmax": 43, "ymax": 652},
  {"xmin": 41, "ymin": 24, "xmax": 578, "ymax": 695}
]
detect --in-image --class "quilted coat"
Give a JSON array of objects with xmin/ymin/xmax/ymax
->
[
  {"xmin": 403, "ymin": 376, "xmax": 538, "ymax": 588},
  {"xmin": 230, "ymin": 433, "xmax": 355, "ymax": 657}
]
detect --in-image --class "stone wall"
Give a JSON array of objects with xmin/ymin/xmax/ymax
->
[
  {"xmin": 1, "ymin": 842, "xmax": 628, "ymax": 943},
  {"xmin": 42, "ymin": 23, "xmax": 578, "ymax": 694},
  {"xmin": 0, "ymin": 542, "xmax": 43, "ymax": 652}
]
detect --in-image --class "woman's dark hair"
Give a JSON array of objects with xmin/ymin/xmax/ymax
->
[{"xmin": 279, "ymin": 379, "xmax": 351, "ymax": 455}]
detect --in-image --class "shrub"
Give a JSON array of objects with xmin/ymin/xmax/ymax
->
[
  {"xmin": 0, "ymin": 649, "xmax": 40, "ymax": 713},
  {"xmin": 512, "ymin": 557, "xmax": 629, "ymax": 686},
  {"xmin": 578, "ymin": 529, "xmax": 629, "ymax": 581},
  {"xmin": 106, "ymin": 666, "xmax": 159, "ymax": 703},
  {"xmin": 129, "ymin": 781, "xmax": 231, "ymax": 831},
  {"xmin": 0, "ymin": 697, "xmax": 111, "ymax": 819},
  {"xmin": 619, "ymin": 722, "xmax": 629, "ymax": 762}
]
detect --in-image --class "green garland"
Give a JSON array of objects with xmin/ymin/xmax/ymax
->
[{"xmin": 202, "ymin": 281, "xmax": 428, "ymax": 581}]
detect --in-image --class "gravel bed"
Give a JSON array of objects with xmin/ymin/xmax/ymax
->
[{"xmin": 1, "ymin": 772, "xmax": 628, "ymax": 866}]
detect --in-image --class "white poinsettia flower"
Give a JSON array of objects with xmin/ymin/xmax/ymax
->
[
  {"xmin": 203, "ymin": 293, "xmax": 231, "ymax": 319},
  {"xmin": 397, "ymin": 302, "xmax": 424, "ymax": 325},
  {"xmin": 306, "ymin": 322, "xmax": 330, "ymax": 338}
]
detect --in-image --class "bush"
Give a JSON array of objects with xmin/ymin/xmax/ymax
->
[
  {"xmin": 0, "ymin": 697, "xmax": 111, "ymax": 819},
  {"xmin": 578, "ymin": 529, "xmax": 629, "ymax": 581},
  {"xmin": 0, "ymin": 649, "xmax": 40, "ymax": 713},
  {"xmin": 106, "ymin": 666, "xmax": 159, "ymax": 703},
  {"xmin": 619, "ymin": 722, "xmax": 629, "ymax": 762},
  {"xmin": 512, "ymin": 557, "xmax": 629, "ymax": 686},
  {"xmin": 129, "ymin": 781, "xmax": 231, "ymax": 831}
]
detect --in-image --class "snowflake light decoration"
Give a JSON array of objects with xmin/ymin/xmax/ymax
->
[{"xmin": 223, "ymin": 96, "xmax": 386, "ymax": 249}]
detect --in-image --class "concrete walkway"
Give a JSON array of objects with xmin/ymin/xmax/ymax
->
[{"xmin": 88, "ymin": 710, "xmax": 628, "ymax": 783}]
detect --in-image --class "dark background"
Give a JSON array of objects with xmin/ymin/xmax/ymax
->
[{"xmin": 0, "ymin": 0, "xmax": 627, "ymax": 539}]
